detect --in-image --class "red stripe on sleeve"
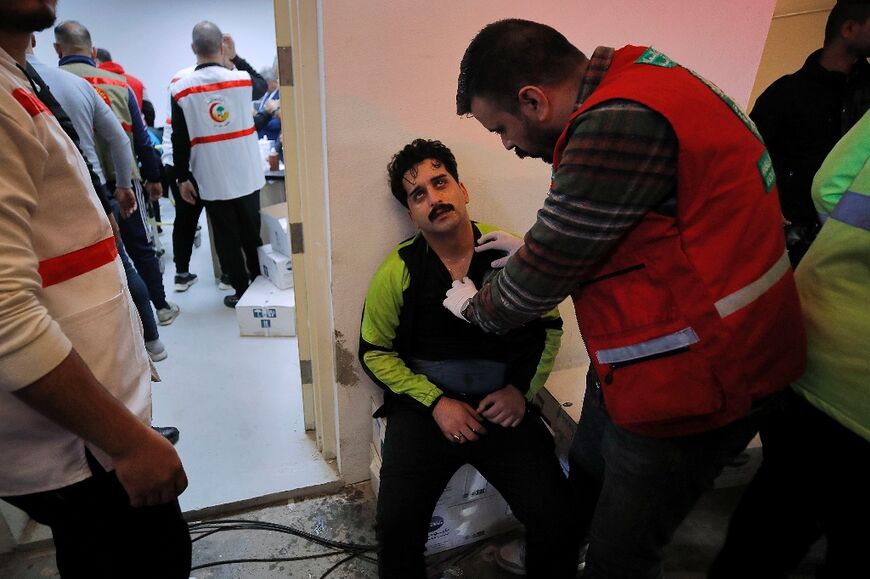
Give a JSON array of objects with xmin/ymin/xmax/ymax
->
[{"xmin": 12, "ymin": 88, "xmax": 52, "ymax": 117}]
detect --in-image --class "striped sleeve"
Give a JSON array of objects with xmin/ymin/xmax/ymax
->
[{"xmin": 469, "ymin": 101, "xmax": 678, "ymax": 333}]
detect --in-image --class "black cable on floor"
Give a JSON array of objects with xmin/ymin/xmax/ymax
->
[
  {"xmin": 188, "ymin": 517, "xmax": 378, "ymax": 575},
  {"xmin": 320, "ymin": 553, "xmax": 359, "ymax": 579},
  {"xmin": 191, "ymin": 552, "xmax": 343, "ymax": 571}
]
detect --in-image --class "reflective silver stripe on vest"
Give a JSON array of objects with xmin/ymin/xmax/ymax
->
[
  {"xmin": 831, "ymin": 191, "xmax": 870, "ymax": 232},
  {"xmin": 596, "ymin": 327, "xmax": 699, "ymax": 365},
  {"xmin": 714, "ymin": 250, "xmax": 789, "ymax": 318}
]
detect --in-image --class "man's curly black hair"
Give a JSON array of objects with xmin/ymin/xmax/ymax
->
[{"xmin": 387, "ymin": 139, "xmax": 459, "ymax": 208}]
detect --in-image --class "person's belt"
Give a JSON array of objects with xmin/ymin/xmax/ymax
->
[{"xmin": 38, "ymin": 237, "xmax": 118, "ymax": 288}]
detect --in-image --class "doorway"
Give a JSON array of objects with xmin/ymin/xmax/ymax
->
[{"xmin": 1, "ymin": 0, "xmax": 340, "ymax": 553}]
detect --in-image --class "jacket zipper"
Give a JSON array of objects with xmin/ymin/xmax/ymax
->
[{"xmin": 603, "ymin": 345, "xmax": 691, "ymax": 385}]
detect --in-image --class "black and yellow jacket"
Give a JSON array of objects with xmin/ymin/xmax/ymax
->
[{"xmin": 359, "ymin": 222, "xmax": 562, "ymax": 415}]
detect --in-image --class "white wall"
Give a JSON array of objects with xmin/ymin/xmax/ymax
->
[
  {"xmin": 322, "ymin": 0, "xmax": 779, "ymax": 483},
  {"xmin": 33, "ymin": 0, "xmax": 277, "ymax": 125}
]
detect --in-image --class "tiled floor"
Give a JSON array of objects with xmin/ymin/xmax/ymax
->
[{"xmin": 149, "ymin": 198, "xmax": 338, "ymax": 513}]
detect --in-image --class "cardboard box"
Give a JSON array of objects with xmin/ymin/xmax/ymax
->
[
  {"xmin": 371, "ymin": 398, "xmax": 387, "ymax": 459},
  {"xmin": 535, "ymin": 365, "xmax": 586, "ymax": 459},
  {"xmin": 261, "ymin": 203, "xmax": 292, "ymax": 257},
  {"xmin": 535, "ymin": 366, "xmax": 763, "ymax": 488},
  {"xmin": 257, "ymin": 244, "xmax": 293, "ymax": 290},
  {"xmin": 236, "ymin": 276, "xmax": 296, "ymax": 337}
]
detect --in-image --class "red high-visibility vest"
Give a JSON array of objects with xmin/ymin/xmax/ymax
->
[{"xmin": 555, "ymin": 46, "xmax": 806, "ymax": 436}]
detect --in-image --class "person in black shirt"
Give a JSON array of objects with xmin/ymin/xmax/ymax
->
[
  {"xmin": 359, "ymin": 139, "xmax": 579, "ymax": 578},
  {"xmin": 751, "ymin": 0, "xmax": 870, "ymax": 266}
]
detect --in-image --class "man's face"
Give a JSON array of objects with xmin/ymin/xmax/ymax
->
[
  {"xmin": 470, "ymin": 95, "xmax": 561, "ymax": 164},
  {"xmin": 0, "ymin": 0, "xmax": 57, "ymax": 33},
  {"xmin": 845, "ymin": 18, "xmax": 870, "ymax": 58},
  {"xmin": 403, "ymin": 158, "xmax": 470, "ymax": 236}
]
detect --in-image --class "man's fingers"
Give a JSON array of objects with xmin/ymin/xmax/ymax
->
[
  {"xmin": 490, "ymin": 256, "xmax": 509, "ymax": 268},
  {"xmin": 459, "ymin": 426, "xmax": 479, "ymax": 442}
]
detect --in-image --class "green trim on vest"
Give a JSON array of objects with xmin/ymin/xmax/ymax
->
[{"xmin": 635, "ymin": 47, "xmax": 677, "ymax": 68}]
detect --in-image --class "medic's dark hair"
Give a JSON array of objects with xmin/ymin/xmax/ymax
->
[{"xmin": 456, "ymin": 19, "xmax": 585, "ymax": 116}]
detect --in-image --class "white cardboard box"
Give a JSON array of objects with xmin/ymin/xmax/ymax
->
[
  {"xmin": 236, "ymin": 276, "xmax": 296, "ymax": 337},
  {"xmin": 535, "ymin": 366, "xmax": 586, "ymax": 460},
  {"xmin": 261, "ymin": 203, "xmax": 292, "ymax": 258},
  {"xmin": 257, "ymin": 244, "xmax": 293, "ymax": 289}
]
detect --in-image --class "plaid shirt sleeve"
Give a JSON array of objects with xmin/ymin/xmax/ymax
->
[{"xmin": 467, "ymin": 100, "xmax": 679, "ymax": 333}]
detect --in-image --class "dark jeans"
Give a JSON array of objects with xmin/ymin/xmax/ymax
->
[
  {"xmin": 376, "ymin": 405, "xmax": 579, "ymax": 579},
  {"xmin": 164, "ymin": 164, "xmax": 204, "ymax": 274},
  {"xmin": 109, "ymin": 182, "xmax": 169, "ymax": 310},
  {"xmin": 709, "ymin": 387, "xmax": 869, "ymax": 579},
  {"xmin": 203, "ymin": 191, "xmax": 262, "ymax": 296},
  {"xmin": 568, "ymin": 370, "xmax": 764, "ymax": 579},
  {"xmin": 118, "ymin": 244, "xmax": 159, "ymax": 342},
  {"xmin": 3, "ymin": 451, "xmax": 191, "ymax": 579}
]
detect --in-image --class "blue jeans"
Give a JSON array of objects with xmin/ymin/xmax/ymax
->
[
  {"xmin": 569, "ymin": 370, "xmax": 764, "ymax": 579},
  {"xmin": 110, "ymin": 186, "xmax": 169, "ymax": 310},
  {"xmin": 118, "ymin": 243, "xmax": 159, "ymax": 343}
]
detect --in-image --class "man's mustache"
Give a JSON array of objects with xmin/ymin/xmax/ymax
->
[{"xmin": 428, "ymin": 203, "xmax": 455, "ymax": 221}]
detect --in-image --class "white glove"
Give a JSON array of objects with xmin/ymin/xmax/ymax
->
[
  {"xmin": 443, "ymin": 276, "xmax": 478, "ymax": 321},
  {"xmin": 475, "ymin": 230, "xmax": 523, "ymax": 268}
]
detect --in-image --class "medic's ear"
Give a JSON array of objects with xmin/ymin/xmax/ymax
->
[{"xmin": 517, "ymin": 85, "xmax": 550, "ymax": 122}]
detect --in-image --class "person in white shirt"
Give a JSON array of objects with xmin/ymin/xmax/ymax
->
[
  {"xmin": 170, "ymin": 21, "xmax": 266, "ymax": 307},
  {"xmin": 0, "ymin": 1, "xmax": 190, "ymax": 575}
]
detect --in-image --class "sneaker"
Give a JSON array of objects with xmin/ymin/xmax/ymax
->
[
  {"xmin": 217, "ymin": 274, "xmax": 232, "ymax": 291},
  {"xmin": 152, "ymin": 426, "xmax": 180, "ymax": 445},
  {"xmin": 495, "ymin": 538, "xmax": 526, "ymax": 575},
  {"xmin": 156, "ymin": 302, "xmax": 180, "ymax": 326},
  {"xmin": 577, "ymin": 542, "xmax": 588, "ymax": 575},
  {"xmin": 145, "ymin": 339, "xmax": 168, "ymax": 362},
  {"xmin": 494, "ymin": 538, "xmax": 588, "ymax": 577},
  {"xmin": 223, "ymin": 294, "xmax": 242, "ymax": 308},
  {"xmin": 174, "ymin": 272, "xmax": 198, "ymax": 292}
]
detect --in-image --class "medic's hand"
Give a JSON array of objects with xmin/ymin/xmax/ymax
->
[
  {"xmin": 144, "ymin": 181, "xmax": 163, "ymax": 202},
  {"xmin": 432, "ymin": 397, "xmax": 487, "ymax": 444},
  {"xmin": 179, "ymin": 180, "xmax": 198, "ymax": 205},
  {"xmin": 475, "ymin": 230, "xmax": 523, "ymax": 268},
  {"xmin": 111, "ymin": 426, "xmax": 188, "ymax": 507},
  {"xmin": 114, "ymin": 187, "xmax": 137, "ymax": 218},
  {"xmin": 264, "ymin": 99, "xmax": 279, "ymax": 116},
  {"xmin": 443, "ymin": 276, "xmax": 477, "ymax": 321},
  {"xmin": 108, "ymin": 213, "xmax": 122, "ymax": 246},
  {"xmin": 477, "ymin": 384, "xmax": 526, "ymax": 428}
]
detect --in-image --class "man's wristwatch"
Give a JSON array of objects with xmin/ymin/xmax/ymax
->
[{"xmin": 460, "ymin": 298, "xmax": 473, "ymax": 322}]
